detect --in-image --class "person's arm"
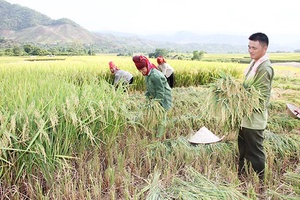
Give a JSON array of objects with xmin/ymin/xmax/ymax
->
[
  {"xmin": 253, "ymin": 66, "xmax": 274, "ymax": 109},
  {"xmin": 255, "ymin": 67, "xmax": 273, "ymax": 98}
]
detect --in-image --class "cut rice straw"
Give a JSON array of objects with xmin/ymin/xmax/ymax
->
[{"xmin": 202, "ymin": 72, "xmax": 264, "ymax": 135}]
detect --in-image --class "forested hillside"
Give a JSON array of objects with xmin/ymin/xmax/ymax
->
[{"xmin": 0, "ymin": 0, "xmax": 53, "ymax": 30}]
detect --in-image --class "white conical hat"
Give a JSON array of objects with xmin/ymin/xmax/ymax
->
[
  {"xmin": 286, "ymin": 103, "xmax": 300, "ymax": 119},
  {"xmin": 188, "ymin": 126, "xmax": 223, "ymax": 144}
]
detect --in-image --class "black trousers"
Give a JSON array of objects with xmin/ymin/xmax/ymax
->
[
  {"xmin": 167, "ymin": 73, "xmax": 174, "ymax": 88},
  {"xmin": 238, "ymin": 127, "xmax": 265, "ymax": 180},
  {"xmin": 129, "ymin": 77, "xmax": 134, "ymax": 84}
]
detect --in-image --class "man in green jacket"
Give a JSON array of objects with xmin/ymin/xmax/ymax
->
[{"xmin": 238, "ymin": 32, "xmax": 274, "ymax": 183}]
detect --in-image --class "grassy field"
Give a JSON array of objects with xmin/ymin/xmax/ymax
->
[{"xmin": 0, "ymin": 54, "xmax": 299, "ymax": 199}]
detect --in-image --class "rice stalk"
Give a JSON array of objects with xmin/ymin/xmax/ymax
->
[
  {"xmin": 137, "ymin": 170, "xmax": 164, "ymax": 200},
  {"xmin": 284, "ymin": 167, "xmax": 300, "ymax": 196},
  {"xmin": 267, "ymin": 166, "xmax": 300, "ymax": 200},
  {"xmin": 203, "ymin": 72, "xmax": 264, "ymax": 138},
  {"xmin": 165, "ymin": 166, "xmax": 250, "ymax": 200},
  {"xmin": 264, "ymin": 131, "xmax": 300, "ymax": 159}
]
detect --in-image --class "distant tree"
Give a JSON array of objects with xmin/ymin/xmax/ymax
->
[
  {"xmin": 4, "ymin": 48, "xmax": 13, "ymax": 56},
  {"xmin": 191, "ymin": 50, "xmax": 205, "ymax": 61},
  {"xmin": 31, "ymin": 47, "xmax": 49, "ymax": 56},
  {"xmin": 13, "ymin": 46, "xmax": 23, "ymax": 56},
  {"xmin": 48, "ymin": 47, "xmax": 59, "ymax": 55},
  {"xmin": 149, "ymin": 48, "xmax": 169, "ymax": 58},
  {"xmin": 23, "ymin": 44, "xmax": 34, "ymax": 54},
  {"xmin": 31, "ymin": 47, "xmax": 42, "ymax": 55},
  {"xmin": 88, "ymin": 49, "xmax": 95, "ymax": 56}
]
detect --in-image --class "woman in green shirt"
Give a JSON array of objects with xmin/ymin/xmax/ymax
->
[
  {"xmin": 132, "ymin": 55, "xmax": 172, "ymax": 111},
  {"xmin": 133, "ymin": 55, "xmax": 172, "ymax": 138}
]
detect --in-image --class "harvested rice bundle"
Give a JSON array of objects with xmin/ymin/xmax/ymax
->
[{"xmin": 203, "ymin": 72, "xmax": 265, "ymax": 134}]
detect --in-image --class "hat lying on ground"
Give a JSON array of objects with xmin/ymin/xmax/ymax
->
[
  {"xmin": 188, "ymin": 126, "xmax": 224, "ymax": 144},
  {"xmin": 286, "ymin": 103, "xmax": 300, "ymax": 119}
]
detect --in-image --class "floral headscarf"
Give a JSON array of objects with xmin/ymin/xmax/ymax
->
[
  {"xmin": 156, "ymin": 56, "xmax": 166, "ymax": 65},
  {"xmin": 108, "ymin": 61, "xmax": 119, "ymax": 73},
  {"xmin": 132, "ymin": 55, "xmax": 157, "ymax": 76}
]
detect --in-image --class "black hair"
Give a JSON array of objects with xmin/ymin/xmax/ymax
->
[{"xmin": 249, "ymin": 32, "xmax": 269, "ymax": 46}]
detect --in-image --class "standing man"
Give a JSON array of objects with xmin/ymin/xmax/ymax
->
[{"xmin": 238, "ymin": 33, "xmax": 274, "ymax": 184}]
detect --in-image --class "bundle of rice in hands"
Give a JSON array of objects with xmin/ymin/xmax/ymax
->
[{"xmin": 202, "ymin": 72, "xmax": 265, "ymax": 139}]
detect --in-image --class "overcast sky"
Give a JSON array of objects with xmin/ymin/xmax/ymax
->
[{"xmin": 5, "ymin": 0, "xmax": 300, "ymax": 37}]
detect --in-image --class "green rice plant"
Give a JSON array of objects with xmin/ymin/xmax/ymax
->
[
  {"xmin": 0, "ymin": 62, "xmax": 132, "ymax": 185},
  {"xmin": 174, "ymin": 63, "xmax": 243, "ymax": 87}
]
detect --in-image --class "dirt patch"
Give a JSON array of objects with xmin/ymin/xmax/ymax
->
[{"xmin": 273, "ymin": 62, "xmax": 300, "ymax": 68}]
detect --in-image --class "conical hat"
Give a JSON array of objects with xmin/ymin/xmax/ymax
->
[
  {"xmin": 188, "ymin": 126, "xmax": 223, "ymax": 144},
  {"xmin": 286, "ymin": 103, "xmax": 300, "ymax": 119}
]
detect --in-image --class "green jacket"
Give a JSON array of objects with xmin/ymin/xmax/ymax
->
[
  {"xmin": 242, "ymin": 60, "xmax": 274, "ymax": 129},
  {"xmin": 145, "ymin": 68, "xmax": 172, "ymax": 111}
]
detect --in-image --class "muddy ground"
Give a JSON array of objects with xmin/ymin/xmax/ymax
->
[{"xmin": 273, "ymin": 62, "xmax": 300, "ymax": 68}]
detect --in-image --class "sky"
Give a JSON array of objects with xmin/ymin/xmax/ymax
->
[{"xmin": 5, "ymin": 0, "xmax": 300, "ymax": 37}]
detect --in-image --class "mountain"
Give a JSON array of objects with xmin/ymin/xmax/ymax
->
[
  {"xmin": 0, "ymin": 0, "xmax": 299, "ymax": 53},
  {"xmin": 0, "ymin": 0, "xmax": 52, "ymax": 30},
  {"xmin": 142, "ymin": 31, "xmax": 300, "ymax": 53},
  {"xmin": 2, "ymin": 22, "xmax": 97, "ymax": 44},
  {"xmin": 0, "ymin": 0, "xmax": 98, "ymax": 45},
  {"xmin": 143, "ymin": 31, "xmax": 245, "ymax": 45}
]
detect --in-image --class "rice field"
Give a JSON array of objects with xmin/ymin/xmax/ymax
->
[{"xmin": 0, "ymin": 54, "xmax": 299, "ymax": 199}]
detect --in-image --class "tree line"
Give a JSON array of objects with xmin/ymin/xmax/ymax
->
[
  {"xmin": 0, "ymin": 43, "xmax": 207, "ymax": 61},
  {"xmin": 0, "ymin": 43, "xmax": 96, "ymax": 56}
]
